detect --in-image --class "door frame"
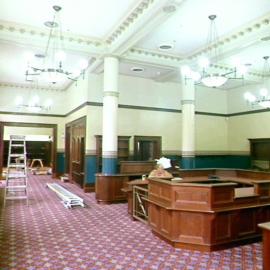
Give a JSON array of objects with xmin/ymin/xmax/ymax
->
[
  {"xmin": 0, "ymin": 122, "xmax": 57, "ymax": 177},
  {"xmin": 65, "ymin": 116, "xmax": 86, "ymax": 186},
  {"xmin": 134, "ymin": 135, "xmax": 162, "ymax": 161}
]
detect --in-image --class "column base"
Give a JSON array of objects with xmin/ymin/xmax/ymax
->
[
  {"xmin": 102, "ymin": 157, "xmax": 117, "ymax": 174},
  {"xmin": 181, "ymin": 156, "xmax": 195, "ymax": 169}
]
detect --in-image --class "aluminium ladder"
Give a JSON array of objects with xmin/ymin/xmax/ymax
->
[
  {"xmin": 4, "ymin": 135, "xmax": 28, "ymax": 206},
  {"xmin": 46, "ymin": 183, "xmax": 84, "ymax": 209}
]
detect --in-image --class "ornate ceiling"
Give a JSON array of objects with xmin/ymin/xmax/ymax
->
[{"xmin": 0, "ymin": 0, "xmax": 270, "ymax": 90}]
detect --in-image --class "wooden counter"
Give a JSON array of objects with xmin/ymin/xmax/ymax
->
[
  {"xmin": 95, "ymin": 173, "xmax": 144, "ymax": 204},
  {"xmin": 147, "ymin": 174, "xmax": 270, "ymax": 251},
  {"xmin": 258, "ymin": 222, "xmax": 270, "ymax": 270}
]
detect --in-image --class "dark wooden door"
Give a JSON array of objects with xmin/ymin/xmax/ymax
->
[
  {"xmin": 134, "ymin": 136, "xmax": 161, "ymax": 161},
  {"xmin": 66, "ymin": 117, "xmax": 86, "ymax": 188}
]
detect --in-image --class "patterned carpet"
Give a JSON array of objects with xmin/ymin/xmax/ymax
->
[{"xmin": 0, "ymin": 175, "xmax": 263, "ymax": 270}]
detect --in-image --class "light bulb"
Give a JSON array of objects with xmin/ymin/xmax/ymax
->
[
  {"xmin": 15, "ymin": 96, "xmax": 23, "ymax": 106},
  {"xmin": 260, "ymin": 88, "xmax": 268, "ymax": 97},
  {"xmin": 72, "ymin": 69, "xmax": 81, "ymax": 78},
  {"xmin": 191, "ymin": 71, "xmax": 201, "ymax": 81},
  {"xmin": 231, "ymin": 57, "xmax": 240, "ymax": 67},
  {"xmin": 180, "ymin": 65, "xmax": 191, "ymax": 76},
  {"xmin": 23, "ymin": 51, "xmax": 35, "ymax": 62},
  {"xmin": 44, "ymin": 99, "xmax": 53, "ymax": 108},
  {"xmin": 237, "ymin": 65, "xmax": 248, "ymax": 75},
  {"xmin": 32, "ymin": 95, "xmax": 40, "ymax": 104},
  {"xmin": 55, "ymin": 51, "xmax": 66, "ymax": 62},
  {"xmin": 198, "ymin": 56, "xmax": 210, "ymax": 68},
  {"xmin": 79, "ymin": 59, "xmax": 88, "ymax": 70},
  {"xmin": 244, "ymin": 92, "xmax": 256, "ymax": 102}
]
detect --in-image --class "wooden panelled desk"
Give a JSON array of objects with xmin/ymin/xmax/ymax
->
[
  {"xmin": 147, "ymin": 169, "xmax": 270, "ymax": 251},
  {"xmin": 258, "ymin": 222, "xmax": 270, "ymax": 270}
]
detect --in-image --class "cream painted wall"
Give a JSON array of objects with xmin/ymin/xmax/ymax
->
[
  {"xmin": 68, "ymin": 73, "xmax": 231, "ymax": 154},
  {"xmin": 118, "ymin": 75, "xmax": 182, "ymax": 110},
  {"xmin": 195, "ymin": 86, "xmax": 227, "ymax": 114},
  {"xmin": 195, "ymin": 115, "xmax": 228, "ymax": 152},
  {"xmin": 86, "ymin": 106, "xmax": 102, "ymax": 151},
  {"xmin": 118, "ymin": 108, "xmax": 182, "ymax": 152},
  {"xmin": 228, "ymin": 111, "xmax": 270, "ymax": 152},
  {"xmin": 87, "ymin": 73, "xmax": 103, "ymax": 102},
  {"xmin": 65, "ymin": 72, "xmax": 89, "ymax": 112},
  {"xmin": 0, "ymin": 86, "xmax": 67, "ymax": 115},
  {"xmin": 0, "ymin": 72, "xmax": 241, "ymax": 155}
]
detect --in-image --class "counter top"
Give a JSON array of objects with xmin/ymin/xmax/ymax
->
[
  {"xmin": 148, "ymin": 177, "xmax": 238, "ymax": 187},
  {"xmin": 258, "ymin": 222, "xmax": 270, "ymax": 231}
]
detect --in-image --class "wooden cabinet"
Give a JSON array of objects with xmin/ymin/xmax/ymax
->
[
  {"xmin": 249, "ymin": 138, "xmax": 270, "ymax": 170},
  {"xmin": 95, "ymin": 135, "xmax": 130, "ymax": 172}
]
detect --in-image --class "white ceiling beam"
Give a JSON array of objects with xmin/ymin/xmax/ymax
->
[{"xmin": 107, "ymin": 0, "xmax": 184, "ymax": 56}]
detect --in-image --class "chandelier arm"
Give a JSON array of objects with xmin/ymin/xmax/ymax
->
[
  {"xmin": 23, "ymin": 5, "xmax": 87, "ymax": 86},
  {"xmin": 45, "ymin": 13, "xmax": 57, "ymax": 57}
]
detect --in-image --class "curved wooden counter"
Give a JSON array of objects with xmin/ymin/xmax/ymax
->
[{"xmin": 147, "ymin": 176, "xmax": 270, "ymax": 251}]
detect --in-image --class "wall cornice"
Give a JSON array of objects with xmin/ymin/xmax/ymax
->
[
  {"xmin": 0, "ymin": 81, "xmax": 63, "ymax": 92},
  {"xmin": 0, "ymin": 20, "xmax": 104, "ymax": 50},
  {"xmin": 105, "ymin": 0, "xmax": 156, "ymax": 45}
]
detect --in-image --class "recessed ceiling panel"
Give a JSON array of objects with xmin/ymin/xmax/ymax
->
[{"xmin": 119, "ymin": 61, "xmax": 175, "ymax": 81}]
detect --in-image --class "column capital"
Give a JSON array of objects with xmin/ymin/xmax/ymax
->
[
  {"xmin": 103, "ymin": 91, "xmax": 119, "ymax": 97},
  {"xmin": 103, "ymin": 54, "xmax": 120, "ymax": 61},
  {"xmin": 181, "ymin": 100, "xmax": 195, "ymax": 105}
]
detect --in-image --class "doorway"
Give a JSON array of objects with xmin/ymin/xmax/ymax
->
[
  {"xmin": 134, "ymin": 136, "xmax": 161, "ymax": 161},
  {"xmin": 65, "ymin": 116, "xmax": 86, "ymax": 188},
  {"xmin": 0, "ymin": 122, "xmax": 57, "ymax": 177}
]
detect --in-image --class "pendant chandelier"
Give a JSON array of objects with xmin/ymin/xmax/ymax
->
[
  {"xmin": 15, "ymin": 95, "xmax": 52, "ymax": 113},
  {"xmin": 25, "ymin": 5, "xmax": 88, "ymax": 85},
  {"xmin": 181, "ymin": 15, "xmax": 245, "ymax": 88},
  {"xmin": 244, "ymin": 56, "xmax": 270, "ymax": 108}
]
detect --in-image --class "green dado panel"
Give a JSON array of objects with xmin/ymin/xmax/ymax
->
[
  {"xmin": 165, "ymin": 155, "xmax": 251, "ymax": 169},
  {"xmin": 56, "ymin": 152, "xmax": 65, "ymax": 174},
  {"xmin": 194, "ymin": 155, "xmax": 251, "ymax": 169}
]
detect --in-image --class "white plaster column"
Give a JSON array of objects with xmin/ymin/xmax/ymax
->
[
  {"xmin": 181, "ymin": 75, "xmax": 195, "ymax": 168},
  {"xmin": 102, "ymin": 56, "xmax": 119, "ymax": 173}
]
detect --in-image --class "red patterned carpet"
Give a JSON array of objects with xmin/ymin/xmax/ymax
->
[{"xmin": 0, "ymin": 175, "xmax": 263, "ymax": 270}]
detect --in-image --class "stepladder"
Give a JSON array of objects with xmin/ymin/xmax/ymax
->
[{"xmin": 4, "ymin": 135, "xmax": 28, "ymax": 206}]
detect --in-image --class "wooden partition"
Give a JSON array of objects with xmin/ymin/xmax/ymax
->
[
  {"xmin": 95, "ymin": 173, "xmax": 143, "ymax": 204},
  {"xmin": 120, "ymin": 160, "xmax": 155, "ymax": 174}
]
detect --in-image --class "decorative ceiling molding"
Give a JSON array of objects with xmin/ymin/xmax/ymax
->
[
  {"xmin": 105, "ymin": 0, "xmax": 155, "ymax": 45},
  {"xmin": 129, "ymin": 47, "xmax": 183, "ymax": 62},
  {"xmin": 105, "ymin": 0, "xmax": 183, "ymax": 52},
  {"xmin": 0, "ymin": 81, "xmax": 64, "ymax": 92},
  {"xmin": 186, "ymin": 13, "xmax": 270, "ymax": 60},
  {"xmin": 0, "ymin": 20, "xmax": 104, "ymax": 52}
]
